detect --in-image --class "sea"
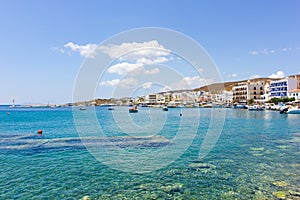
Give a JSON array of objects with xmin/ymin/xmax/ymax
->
[{"xmin": 0, "ymin": 106, "xmax": 299, "ymax": 199}]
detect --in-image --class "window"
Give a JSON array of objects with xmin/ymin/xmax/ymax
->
[
  {"xmin": 254, "ymin": 87, "xmax": 256, "ymax": 90},
  {"xmin": 254, "ymin": 96, "xmax": 256, "ymax": 99},
  {"xmin": 260, "ymin": 87, "xmax": 263, "ymax": 90}
]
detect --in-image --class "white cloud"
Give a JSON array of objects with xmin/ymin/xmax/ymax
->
[
  {"xmin": 99, "ymin": 79, "xmax": 120, "ymax": 86},
  {"xmin": 99, "ymin": 78, "xmax": 137, "ymax": 89},
  {"xmin": 159, "ymin": 76, "xmax": 208, "ymax": 92},
  {"xmin": 119, "ymin": 77, "xmax": 138, "ymax": 88},
  {"xmin": 107, "ymin": 63, "xmax": 161, "ymax": 76},
  {"xmin": 64, "ymin": 42, "xmax": 97, "ymax": 58},
  {"xmin": 250, "ymin": 74, "xmax": 260, "ymax": 79},
  {"xmin": 269, "ymin": 71, "xmax": 285, "ymax": 79},
  {"xmin": 249, "ymin": 48, "xmax": 275, "ymax": 55},
  {"xmin": 144, "ymin": 68, "xmax": 160, "ymax": 75},
  {"xmin": 281, "ymin": 48, "xmax": 291, "ymax": 52},
  {"xmin": 98, "ymin": 40, "xmax": 170, "ymax": 59},
  {"xmin": 142, "ymin": 82, "xmax": 152, "ymax": 89},
  {"xmin": 183, "ymin": 76, "xmax": 207, "ymax": 88},
  {"xmin": 249, "ymin": 47, "xmax": 296, "ymax": 55},
  {"xmin": 231, "ymin": 73, "xmax": 237, "ymax": 78},
  {"xmin": 99, "ymin": 40, "xmax": 171, "ymax": 75},
  {"xmin": 249, "ymin": 51, "xmax": 259, "ymax": 55},
  {"xmin": 107, "ymin": 62, "xmax": 143, "ymax": 75}
]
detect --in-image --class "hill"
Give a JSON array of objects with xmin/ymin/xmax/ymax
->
[{"xmin": 193, "ymin": 77, "xmax": 279, "ymax": 93}]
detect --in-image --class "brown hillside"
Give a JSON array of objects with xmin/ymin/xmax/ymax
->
[{"xmin": 194, "ymin": 77, "xmax": 279, "ymax": 93}]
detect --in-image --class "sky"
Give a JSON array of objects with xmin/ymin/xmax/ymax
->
[{"xmin": 0, "ymin": 0, "xmax": 299, "ymax": 104}]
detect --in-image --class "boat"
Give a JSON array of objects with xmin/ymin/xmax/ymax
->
[
  {"xmin": 287, "ymin": 108, "xmax": 300, "ymax": 114},
  {"xmin": 79, "ymin": 107, "xmax": 86, "ymax": 110},
  {"xmin": 233, "ymin": 104, "xmax": 247, "ymax": 109},
  {"xmin": 162, "ymin": 106, "xmax": 168, "ymax": 111},
  {"xmin": 201, "ymin": 103, "xmax": 213, "ymax": 108},
  {"xmin": 248, "ymin": 105, "xmax": 264, "ymax": 111},
  {"xmin": 280, "ymin": 106, "xmax": 300, "ymax": 114},
  {"xmin": 279, "ymin": 106, "xmax": 289, "ymax": 114},
  {"xmin": 108, "ymin": 107, "xmax": 114, "ymax": 110},
  {"xmin": 129, "ymin": 106, "xmax": 138, "ymax": 113}
]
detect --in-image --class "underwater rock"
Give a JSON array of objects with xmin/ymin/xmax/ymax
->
[
  {"xmin": 249, "ymin": 147, "xmax": 265, "ymax": 151},
  {"xmin": 290, "ymin": 137, "xmax": 300, "ymax": 143},
  {"xmin": 273, "ymin": 191, "xmax": 286, "ymax": 199},
  {"xmin": 289, "ymin": 190, "xmax": 300, "ymax": 197},
  {"xmin": 220, "ymin": 191, "xmax": 238, "ymax": 199},
  {"xmin": 81, "ymin": 195, "xmax": 91, "ymax": 200},
  {"xmin": 276, "ymin": 145, "xmax": 289, "ymax": 149},
  {"xmin": 273, "ymin": 181, "xmax": 287, "ymax": 187},
  {"xmin": 162, "ymin": 183, "xmax": 183, "ymax": 193},
  {"xmin": 252, "ymin": 153, "xmax": 263, "ymax": 157},
  {"xmin": 188, "ymin": 163, "xmax": 216, "ymax": 171}
]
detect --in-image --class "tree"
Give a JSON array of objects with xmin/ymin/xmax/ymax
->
[{"xmin": 247, "ymin": 99, "xmax": 255, "ymax": 105}]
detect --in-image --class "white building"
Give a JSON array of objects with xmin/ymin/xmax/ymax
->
[
  {"xmin": 232, "ymin": 81, "xmax": 265, "ymax": 102},
  {"xmin": 288, "ymin": 89, "xmax": 300, "ymax": 101},
  {"xmin": 270, "ymin": 77, "xmax": 297, "ymax": 98},
  {"xmin": 213, "ymin": 91, "xmax": 233, "ymax": 103},
  {"xmin": 146, "ymin": 94, "xmax": 157, "ymax": 104}
]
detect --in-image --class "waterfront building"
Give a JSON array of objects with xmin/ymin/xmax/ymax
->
[
  {"xmin": 288, "ymin": 74, "xmax": 300, "ymax": 89},
  {"xmin": 232, "ymin": 81, "xmax": 265, "ymax": 103},
  {"xmin": 288, "ymin": 89, "xmax": 300, "ymax": 101},
  {"xmin": 213, "ymin": 91, "xmax": 233, "ymax": 103},
  {"xmin": 260, "ymin": 81, "xmax": 273, "ymax": 101},
  {"xmin": 146, "ymin": 94, "xmax": 158, "ymax": 105},
  {"xmin": 270, "ymin": 77, "xmax": 297, "ymax": 98}
]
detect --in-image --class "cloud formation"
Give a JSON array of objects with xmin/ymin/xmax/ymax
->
[
  {"xmin": 142, "ymin": 82, "xmax": 152, "ymax": 89},
  {"xmin": 98, "ymin": 40, "xmax": 170, "ymax": 59},
  {"xmin": 64, "ymin": 42, "xmax": 97, "ymax": 58},
  {"xmin": 99, "ymin": 40, "xmax": 170, "ymax": 75},
  {"xmin": 248, "ymin": 48, "xmax": 275, "ymax": 55},
  {"xmin": 160, "ymin": 76, "xmax": 208, "ymax": 92},
  {"xmin": 99, "ymin": 79, "xmax": 120, "ymax": 86},
  {"xmin": 99, "ymin": 78, "xmax": 138, "ymax": 89},
  {"xmin": 249, "ymin": 47, "xmax": 294, "ymax": 55},
  {"xmin": 269, "ymin": 71, "xmax": 285, "ymax": 79}
]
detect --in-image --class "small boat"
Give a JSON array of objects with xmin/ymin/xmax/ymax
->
[
  {"xmin": 129, "ymin": 106, "xmax": 138, "ymax": 113},
  {"xmin": 162, "ymin": 106, "xmax": 168, "ymax": 111},
  {"xmin": 279, "ymin": 106, "xmax": 289, "ymax": 114},
  {"xmin": 234, "ymin": 104, "xmax": 247, "ymax": 109},
  {"xmin": 108, "ymin": 107, "xmax": 114, "ymax": 110},
  {"xmin": 79, "ymin": 107, "xmax": 86, "ymax": 110},
  {"xmin": 287, "ymin": 108, "xmax": 300, "ymax": 114},
  {"xmin": 248, "ymin": 105, "xmax": 264, "ymax": 111}
]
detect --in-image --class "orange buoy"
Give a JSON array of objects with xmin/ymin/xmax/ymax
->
[{"xmin": 37, "ymin": 130, "xmax": 43, "ymax": 135}]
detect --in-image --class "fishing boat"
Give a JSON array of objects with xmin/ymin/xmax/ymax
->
[
  {"xmin": 248, "ymin": 105, "xmax": 264, "ymax": 111},
  {"xmin": 129, "ymin": 106, "xmax": 138, "ymax": 113},
  {"xmin": 162, "ymin": 106, "xmax": 168, "ymax": 111}
]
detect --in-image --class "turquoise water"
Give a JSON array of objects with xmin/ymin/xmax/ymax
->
[{"xmin": 0, "ymin": 107, "xmax": 299, "ymax": 199}]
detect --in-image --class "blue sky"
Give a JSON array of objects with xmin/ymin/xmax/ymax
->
[{"xmin": 0, "ymin": 0, "xmax": 299, "ymax": 104}]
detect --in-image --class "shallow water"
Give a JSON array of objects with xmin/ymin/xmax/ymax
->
[{"xmin": 0, "ymin": 107, "xmax": 299, "ymax": 199}]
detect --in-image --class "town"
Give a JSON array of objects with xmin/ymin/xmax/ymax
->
[{"xmin": 77, "ymin": 74, "xmax": 300, "ymax": 109}]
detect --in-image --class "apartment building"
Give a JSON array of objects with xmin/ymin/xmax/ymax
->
[
  {"xmin": 270, "ymin": 77, "xmax": 297, "ymax": 98},
  {"xmin": 232, "ymin": 81, "xmax": 265, "ymax": 102}
]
